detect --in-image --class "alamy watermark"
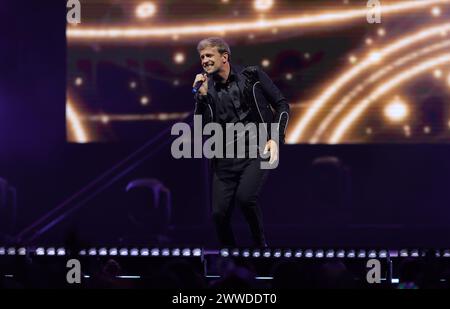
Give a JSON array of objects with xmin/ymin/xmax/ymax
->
[
  {"xmin": 67, "ymin": 0, "xmax": 81, "ymax": 24},
  {"xmin": 366, "ymin": 258, "xmax": 382, "ymax": 284},
  {"xmin": 367, "ymin": 0, "xmax": 382, "ymax": 24},
  {"xmin": 66, "ymin": 258, "xmax": 81, "ymax": 284},
  {"xmin": 170, "ymin": 115, "xmax": 280, "ymax": 169}
]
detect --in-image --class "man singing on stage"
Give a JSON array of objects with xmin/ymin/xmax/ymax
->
[{"xmin": 193, "ymin": 37, "xmax": 290, "ymax": 247}]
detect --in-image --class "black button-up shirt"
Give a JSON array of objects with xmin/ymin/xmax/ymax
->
[
  {"xmin": 213, "ymin": 70, "xmax": 257, "ymax": 157},
  {"xmin": 214, "ymin": 70, "xmax": 244, "ymax": 125}
]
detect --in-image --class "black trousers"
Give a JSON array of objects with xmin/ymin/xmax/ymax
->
[{"xmin": 211, "ymin": 156, "xmax": 269, "ymax": 247}]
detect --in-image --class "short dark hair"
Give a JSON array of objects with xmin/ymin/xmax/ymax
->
[{"xmin": 197, "ymin": 37, "xmax": 231, "ymax": 60}]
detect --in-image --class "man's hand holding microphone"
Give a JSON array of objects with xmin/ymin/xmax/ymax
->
[{"xmin": 192, "ymin": 73, "xmax": 208, "ymax": 96}]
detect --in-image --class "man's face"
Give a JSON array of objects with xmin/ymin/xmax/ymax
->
[{"xmin": 200, "ymin": 46, "xmax": 228, "ymax": 75}]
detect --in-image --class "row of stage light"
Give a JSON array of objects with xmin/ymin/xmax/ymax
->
[
  {"xmin": 2, "ymin": 247, "xmax": 450, "ymax": 259},
  {"xmin": 0, "ymin": 247, "xmax": 202, "ymax": 257},
  {"xmin": 219, "ymin": 248, "xmax": 450, "ymax": 259}
]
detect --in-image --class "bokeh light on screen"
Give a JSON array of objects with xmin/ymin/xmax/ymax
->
[
  {"xmin": 254, "ymin": 0, "xmax": 274, "ymax": 12},
  {"xmin": 384, "ymin": 97, "xmax": 409, "ymax": 122},
  {"xmin": 135, "ymin": 2, "xmax": 157, "ymax": 19}
]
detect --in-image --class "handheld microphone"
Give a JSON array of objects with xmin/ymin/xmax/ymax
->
[{"xmin": 192, "ymin": 73, "xmax": 207, "ymax": 94}]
